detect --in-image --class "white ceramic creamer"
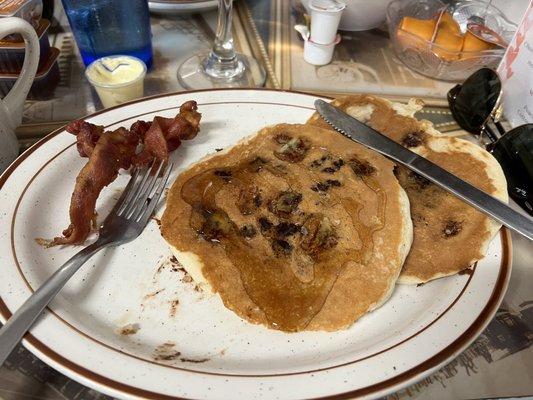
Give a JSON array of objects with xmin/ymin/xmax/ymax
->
[{"xmin": 0, "ymin": 17, "xmax": 39, "ymax": 173}]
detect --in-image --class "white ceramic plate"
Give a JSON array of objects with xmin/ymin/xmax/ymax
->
[
  {"xmin": 148, "ymin": 0, "xmax": 218, "ymax": 15},
  {"xmin": 0, "ymin": 89, "xmax": 511, "ymax": 400}
]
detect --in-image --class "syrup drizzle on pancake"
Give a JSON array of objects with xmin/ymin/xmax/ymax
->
[
  {"xmin": 180, "ymin": 149, "xmax": 387, "ymax": 331},
  {"xmin": 162, "ymin": 123, "xmax": 411, "ymax": 332}
]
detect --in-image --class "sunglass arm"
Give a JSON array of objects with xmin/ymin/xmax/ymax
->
[{"xmin": 483, "ymin": 119, "xmax": 501, "ymax": 143}]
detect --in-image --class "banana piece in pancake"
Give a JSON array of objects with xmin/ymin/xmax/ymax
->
[
  {"xmin": 307, "ymin": 95, "xmax": 508, "ymax": 284},
  {"xmin": 161, "ymin": 123, "xmax": 412, "ymax": 332}
]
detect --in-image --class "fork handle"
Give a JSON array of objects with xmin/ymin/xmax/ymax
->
[{"xmin": 0, "ymin": 241, "xmax": 106, "ymax": 366}]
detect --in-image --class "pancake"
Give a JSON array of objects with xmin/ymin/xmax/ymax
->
[
  {"xmin": 307, "ymin": 95, "xmax": 508, "ymax": 284},
  {"xmin": 161, "ymin": 123, "xmax": 412, "ymax": 332}
]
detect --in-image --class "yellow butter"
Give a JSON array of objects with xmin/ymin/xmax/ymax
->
[
  {"xmin": 86, "ymin": 56, "xmax": 145, "ymax": 86},
  {"xmin": 85, "ymin": 55, "xmax": 146, "ymax": 108}
]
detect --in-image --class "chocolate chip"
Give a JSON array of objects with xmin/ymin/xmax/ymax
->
[
  {"xmin": 199, "ymin": 210, "xmax": 232, "ymax": 241},
  {"xmin": 268, "ymin": 190, "xmax": 302, "ymax": 218},
  {"xmin": 271, "ymin": 239, "xmax": 293, "ymax": 256},
  {"xmin": 442, "ymin": 220, "xmax": 463, "ymax": 238},
  {"xmin": 393, "ymin": 165, "xmax": 400, "ymax": 177},
  {"xmin": 318, "ymin": 157, "xmax": 344, "ymax": 174},
  {"xmin": 275, "ymin": 222, "xmax": 300, "ymax": 237},
  {"xmin": 332, "ymin": 159, "xmax": 345, "ymax": 168},
  {"xmin": 274, "ymin": 137, "xmax": 310, "ymax": 163},
  {"xmin": 274, "ymin": 133, "xmax": 291, "ymax": 144},
  {"xmin": 349, "ymin": 158, "xmax": 376, "ymax": 177},
  {"xmin": 253, "ymin": 193, "xmax": 262, "ymax": 207},
  {"xmin": 214, "ymin": 169, "xmax": 231, "ymax": 176},
  {"xmin": 248, "ymin": 157, "xmax": 268, "ymax": 172},
  {"xmin": 214, "ymin": 169, "xmax": 232, "ymax": 181},
  {"xmin": 401, "ymin": 131, "xmax": 426, "ymax": 148},
  {"xmin": 258, "ymin": 217, "xmax": 273, "ymax": 232},
  {"xmin": 326, "ymin": 179, "xmax": 341, "ymax": 187},
  {"xmin": 311, "ymin": 182, "xmax": 330, "ymax": 192},
  {"xmin": 311, "ymin": 179, "xmax": 341, "ymax": 193},
  {"xmin": 408, "ymin": 171, "xmax": 431, "ymax": 189},
  {"xmin": 300, "ymin": 214, "xmax": 338, "ymax": 257},
  {"xmin": 310, "ymin": 154, "xmax": 331, "ymax": 168},
  {"xmin": 239, "ymin": 225, "xmax": 257, "ymax": 238}
]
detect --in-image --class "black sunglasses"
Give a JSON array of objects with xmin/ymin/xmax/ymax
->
[{"xmin": 448, "ymin": 68, "xmax": 533, "ymax": 215}]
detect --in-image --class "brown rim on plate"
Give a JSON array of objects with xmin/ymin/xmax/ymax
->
[
  {"xmin": 6, "ymin": 98, "xmax": 476, "ymax": 375},
  {"xmin": 0, "ymin": 231, "xmax": 510, "ymax": 399},
  {"xmin": 0, "ymin": 89, "xmax": 513, "ymax": 399}
]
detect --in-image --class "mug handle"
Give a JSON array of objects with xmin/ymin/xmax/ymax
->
[{"xmin": 0, "ymin": 17, "xmax": 40, "ymax": 127}]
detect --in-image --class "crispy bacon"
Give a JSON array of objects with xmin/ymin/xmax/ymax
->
[
  {"xmin": 66, "ymin": 120, "xmax": 104, "ymax": 158},
  {"xmin": 132, "ymin": 100, "xmax": 201, "ymax": 166},
  {"xmin": 130, "ymin": 120, "xmax": 151, "ymax": 140},
  {"xmin": 53, "ymin": 128, "xmax": 139, "ymax": 245},
  {"xmin": 52, "ymin": 100, "xmax": 202, "ymax": 246}
]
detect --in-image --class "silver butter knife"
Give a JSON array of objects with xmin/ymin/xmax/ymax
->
[{"xmin": 314, "ymin": 99, "xmax": 533, "ymax": 241}]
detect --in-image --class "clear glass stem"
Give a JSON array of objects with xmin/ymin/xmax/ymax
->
[
  {"xmin": 213, "ymin": 0, "xmax": 236, "ymax": 62},
  {"xmin": 176, "ymin": 0, "xmax": 266, "ymax": 89},
  {"xmin": 202, "ymin": 0, "xmax": 245, "ymax": 80}
]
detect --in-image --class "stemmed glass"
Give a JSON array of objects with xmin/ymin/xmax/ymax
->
[{"xmin": 177, "ymin": 0, "xmax": 266, "ymax": 89}]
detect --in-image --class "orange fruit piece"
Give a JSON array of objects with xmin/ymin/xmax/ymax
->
[
  {"xmin": 461, "ymin": 31, "xmax": 497, "ymax": 58},
  {"xmin": 438, "ymin": 12, "xmax": 461, "ymax": 36},
  {"xmin": 399, "ymin": 16, "xmax": 436, "ymax": 41},
  {"xmin": 397, "ymin": 16, "xmax": 437, "ymax": 51},
  {"xmin": 433, "ymin": 26, "xmax": 463, "ymax": 60}
]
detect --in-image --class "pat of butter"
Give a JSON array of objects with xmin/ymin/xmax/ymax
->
[
  {"xmin": 86, "ymin": 56, "xmax": 145, "ymax": 87},
  {"xmin": 85, "ymin": 55, "xmax": 147, "ymax": 108}
]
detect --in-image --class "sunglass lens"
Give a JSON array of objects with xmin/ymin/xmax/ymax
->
[
  {"xmin": 491, "ymin": 124, "xmax": 533, "ymax": 215},
  {"xmin": 448, "ymin": 68, "xmax": 502, "ymax": 134}
]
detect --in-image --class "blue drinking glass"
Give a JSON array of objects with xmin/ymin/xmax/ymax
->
[{"xmin": 61, "ymin": 0, "xmax": 153, "ymax": 69}]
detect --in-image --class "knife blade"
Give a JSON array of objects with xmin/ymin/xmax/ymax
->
[{"xmin": 314, "ymin": 99, "xmax": 533, "ymax": 241}]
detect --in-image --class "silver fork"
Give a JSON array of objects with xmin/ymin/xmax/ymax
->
[{"xmin": 0, "ymin": 160, "xmax": 173, "ymax": 366}]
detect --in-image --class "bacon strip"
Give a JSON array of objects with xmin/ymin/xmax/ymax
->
[
  {"xmin": 66, "ymin": 120, "xmax": 104, "ymax": 158},
  {"xmin": 132, "ymin": 100, "xmax": 201, "ymax": 166},
  {"xmin": 52, "ymin": 128, "xmax": 139, "ymax": 245},
  {"xmin": 52, "ymin": 101, "xmax": 201, "ymax": 246}
]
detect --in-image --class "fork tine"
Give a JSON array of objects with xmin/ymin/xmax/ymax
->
[
  {"xmin": 106, "ymin": 167, "xmax": 140, "ymax": 219},
  {"xmin": 124, "ymin": 160, "xmax": 164, "ymax": 219},
  {"xmin": 120, "ymin": 161, "xmax": 154, "ymax": 217},
  {"xmin": 137, "ymin": 162, "xmax": 173, "ymax": 225},
  {"xmin": 131, "ymin": 161, "xmax": 166, "ymax": 221},
  {"xmin": 117, "ymin": 165, "xmax": 150, "ymax": 215}
]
